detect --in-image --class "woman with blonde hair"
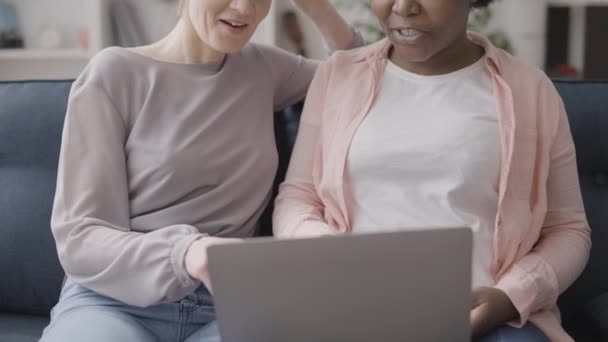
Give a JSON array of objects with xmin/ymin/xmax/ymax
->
[{"xmin": 41, "ymin": 0, "xmax": 360, "ymax": 341}]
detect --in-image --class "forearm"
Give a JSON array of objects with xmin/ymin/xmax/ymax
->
[
  {"xmin": 53, "ymin": 216, "xmax": 203, "ymax": 307},
  {"xmin": 293, "ymin": 0, "xmax": 354, "ymax": 50},
  {"xmin": 494, "ymin": 224, "xmax": 590, "ymax": 324},
  {"xmin": 531, "ymin": 223, "xmax": 591, "ymax": 293},
  {"xmin": 273, "ymin": 181, "xmax": 336, "ymax": 238}
]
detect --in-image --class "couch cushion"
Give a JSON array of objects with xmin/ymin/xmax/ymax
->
[
  {"xmin": 0, "ymin": 81, "xmax": 72, "ymax": 315},
  {"xmin": 0, "ymin": 313, "xmax": 49, "ymax": 342},
  {"xmin": 554, "ymin": 81, "xmax": 608, "ymax": 329},
  {"xmin": 587, "ymin": 292, "xmax": 608, "ymax": 338}
]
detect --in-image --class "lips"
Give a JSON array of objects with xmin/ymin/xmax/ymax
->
[
  {"xmin": 220, "ymin": 19, "xmax": 249, "ymax": 29},
  {"xmin": 390, "ymin": 27, "xmax": 426, "ymax": 44}
]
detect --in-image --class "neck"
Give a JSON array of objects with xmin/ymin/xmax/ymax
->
[
  {"xmin": 390, "ymin": 33, "xmax": 484, "ymax": 76},
  {"xmin": 152, "ymin": 18, "xmax": 226, "ymax": 65}
]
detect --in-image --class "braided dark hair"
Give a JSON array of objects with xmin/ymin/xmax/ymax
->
[{"xmin": 473, "ymin": 0, "xmax": 496, "ymax": 8}]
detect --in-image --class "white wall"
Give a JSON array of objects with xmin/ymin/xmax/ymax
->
[
  {"xmin": 250, "ymin": 1, "xmax": 277, "ymax": 46},
  {"xmin": 124, "ymin": 0, "xmax": 177, "ymax": 43},
  {"xmin": 488, "ymin": 0, "xmax": 548, "ymax": 68},
  {"xmin": 5, "ymin": 0, "xmax": 103, "ymax": 49},
  {"xmin": 490, "ymin": 0, "xmax": 605, "ymax": 70},
  {"xmin": 569, "ymin": 6, "xmax": 587, "ymax": 73},
  {"xmin": 0, "ymin": 0, "xmax": 111, "ymax": 80}
]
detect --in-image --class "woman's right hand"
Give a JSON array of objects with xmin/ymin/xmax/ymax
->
[
  {"xmin": 470, "ymin": 287, "xmax": 519, "ymax": 339},
  {"xmin": 184, "ymin": 236, "xmax": 243, "ymax": 293}
]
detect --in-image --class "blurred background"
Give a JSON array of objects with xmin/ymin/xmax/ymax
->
[{"xmin": 0, "ymin": 0, "xmax": 606, "ymax": 81}]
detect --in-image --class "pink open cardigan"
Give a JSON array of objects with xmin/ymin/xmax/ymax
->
[{"xmin": 273, "ymin": 33, "xmax": 591, "ymax": 341}]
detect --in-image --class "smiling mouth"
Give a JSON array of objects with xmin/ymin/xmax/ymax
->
[
  {"xmin": 220, "ymin": 19, "xmax": 249, "ymax": 29},
  {"xmin": 392, "ymin": 28, "xmax": 424, "ymax": 42}
]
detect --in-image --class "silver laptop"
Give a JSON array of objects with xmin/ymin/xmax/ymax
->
[{"xmin": 207, "ymin": 228, "xmax": 472, "ymax": 342}]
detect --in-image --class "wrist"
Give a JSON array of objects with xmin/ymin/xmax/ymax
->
[{"xmin": 184, "ymin": 238, "xmax": 206, "ymax": 281}]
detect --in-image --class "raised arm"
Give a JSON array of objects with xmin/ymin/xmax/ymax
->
[
  {"xmin": 265, "ymin": 1, "xmax": 364, "ymax": 111},
  {"xmin": 291, "ymin": 0, "xmax": 358, "ymax": 51}
]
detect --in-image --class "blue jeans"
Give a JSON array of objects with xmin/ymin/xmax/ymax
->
[
  {"xmin": 477, "ymin": 323, "xmax": 550, "ymax": 342},
  {"xmin": 40, "ymin": 280, "xmax": 220, "ymax": 342},
  {"xmin": 41, "ymin": 280, "xmax": 549, "ymax": 342}
]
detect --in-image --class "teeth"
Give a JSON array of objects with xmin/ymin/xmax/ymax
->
[
  {"xmin": 226, "ymin": 21, "xmax": 245, "ymax": 28},
  {"xmin": 398, "ymin": 29, "xmax": 419, "ymax": 38}
]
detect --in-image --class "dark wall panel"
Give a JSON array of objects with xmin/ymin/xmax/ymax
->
[
  {"xmin": 546, "ymin": 6, "xmax": 570, "ymax": 72},
  {"xmin": 585, "ymin": 7, "xmax": 608, "ymax": 80}
]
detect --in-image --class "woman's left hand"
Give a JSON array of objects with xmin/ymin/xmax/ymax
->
[{"xmin": 470, "ymin": 287, "xmax": 519, "ymax": 339}]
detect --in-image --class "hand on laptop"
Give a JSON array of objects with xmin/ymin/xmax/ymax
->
[
  {"xmin": 184, "ymin": 236, "xmax": 244, "ymax": 294},
  {"xmin": 470, "ymin": 287, "xmax": 519, "ymax": 339}
]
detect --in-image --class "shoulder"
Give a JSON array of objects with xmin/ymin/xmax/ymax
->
[
  {"xmin": 225, "ymin": 43, "xmax": 289, "ymax": 81},
  {"xmin": 241, "ymin": 42, "xmax": 280, "ymax": 57},
  {"xmin": 237, "ymin": 43, "xmax": 319, "ymax": 94},
  {"xmin": 79, "ymin": 47, "xmax": 134, "ymax": 82},
  {"xmin": 492, "ymin": 46, "xmax": 565, "ymax": 137},
  {"xmin": 316, "ymin": 39, "xmax": 390, "ymax": 83},
  {"xmin": 496, "ymin": 49, "xmax": 563, "ymax": 112},
  {"xmin": 305, "ymin": 39, "xmax": 388, "ymax": 92},
  {"xmin": 471, "ymin": 32, "xmax": 553, "ymax": 95},
  {"xmin": 496, "ymin": 49, "xmax": 553, "ymax": 91},
  {"xmin": 239, "ymin": 42, "xmax": 304, "ymax": 69},
  {"xmin": 244, "ymin": 42, "xmax": 303, "ymax": 58},
  {"xmin": 69, "ymin": 48, "xmax": 141, "ymax": 120},
  {"xmin": 90, "ymin": 46, "xmax": 133, "ymax": 67},
  {"xmin": 327, "ymin": 38, "xmax": 389, "ymax": 67},
  {"xmin": 72, "ymin": 47, "xmax": 142, "ymax": 97}
]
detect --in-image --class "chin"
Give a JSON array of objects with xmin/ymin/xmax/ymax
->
[{"xmin": 391, "ymin": 44, "xmax": 433, "ymax": 64}]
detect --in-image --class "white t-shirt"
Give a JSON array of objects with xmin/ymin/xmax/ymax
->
[{"xmin": 345, "ymin": 58, "xmax": 500, "ymax": 288}]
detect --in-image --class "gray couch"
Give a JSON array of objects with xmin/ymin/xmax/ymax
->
[{"xmin": 0, "ymin": 80, "xmax": 607, "ymax": 341}]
